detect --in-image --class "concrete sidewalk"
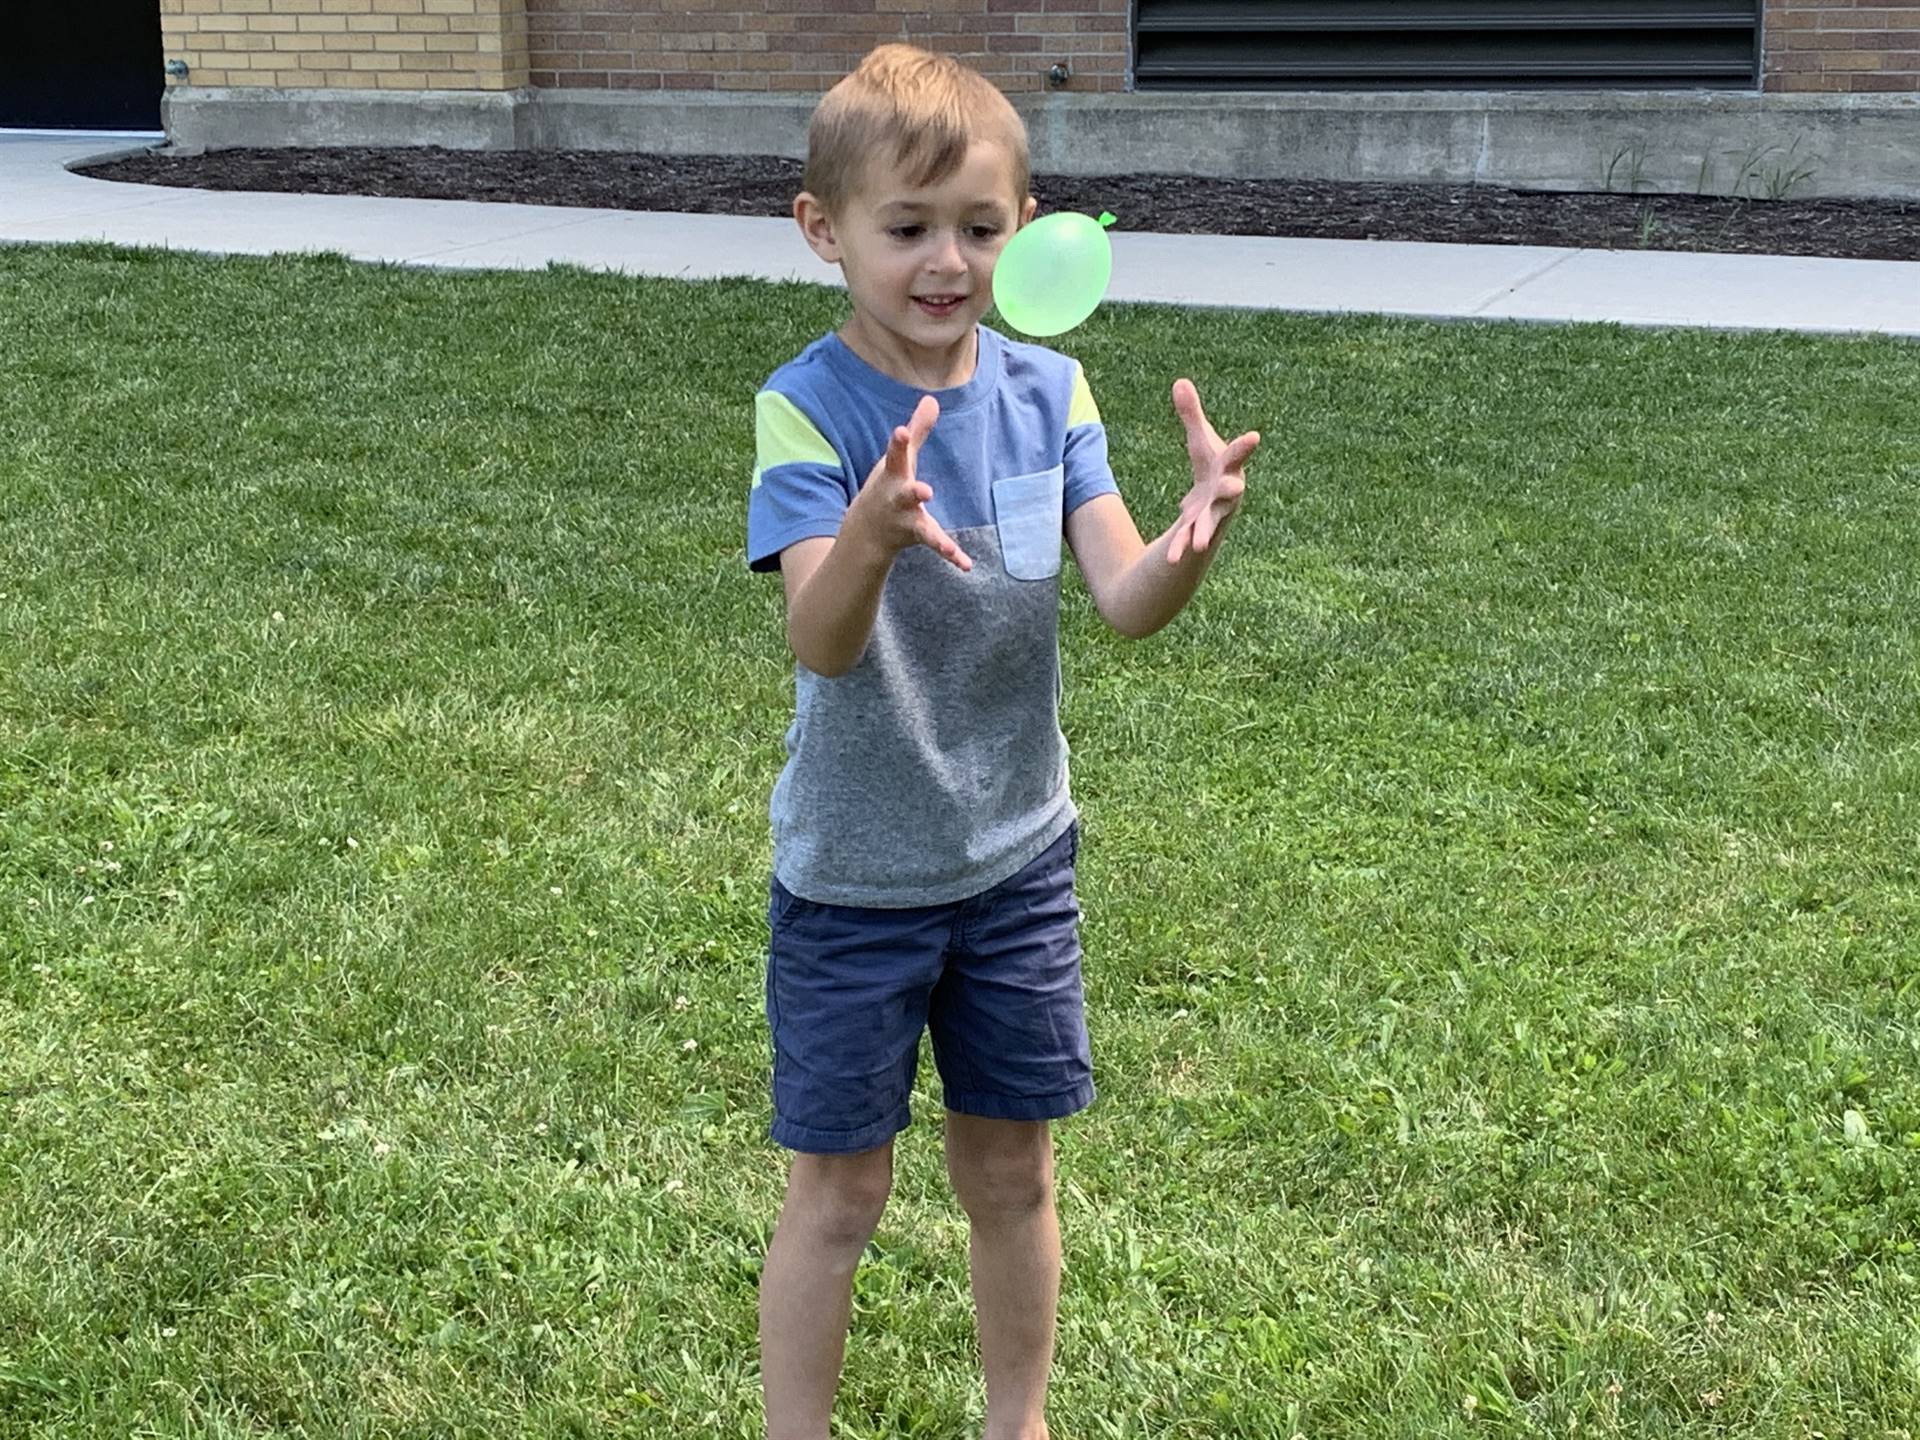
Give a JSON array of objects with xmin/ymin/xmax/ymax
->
[{"xmin": 4, "ymin": 131, "xmax": 1917, "ymax": 339}]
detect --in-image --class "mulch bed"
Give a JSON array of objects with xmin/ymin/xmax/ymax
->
[{"xmin": 77, "ymin": 145, "xmax": 1920, "ymax": 262}]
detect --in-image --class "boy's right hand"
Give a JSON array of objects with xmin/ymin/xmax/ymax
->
[{"xmin": 845, "ymin": 395, "xmax": 973, "ymax": 573}]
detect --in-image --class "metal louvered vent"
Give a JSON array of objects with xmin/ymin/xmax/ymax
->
[{"xmin": 1133, "ymin": 0, "xmax": 1761, "ymax": 90}]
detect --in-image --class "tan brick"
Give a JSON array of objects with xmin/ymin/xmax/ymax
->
[
  {"xmin": 297, "ymin": 14, "xmax": 348, "ymax": 31},
  {"xmin": 373, "ymin": 0, "xmax": 425, "ymax": 11},
  {"xmin": 347, "ymin": 14, "xmax": 400, "ymax": 30},
  {"xmin": 327, "ymin": 68, "xmax": 378, "ymax": 85},
  {"xmin": 274, "ymin": 67, "xmax": 330, "ymax": 83},
  {"xmin": 397, "ymin": 14, "xmax": 452, "ymax": 30},
  {"xmin": 250, "ymin": 14, "xmax": 299, "ymax": 30}
]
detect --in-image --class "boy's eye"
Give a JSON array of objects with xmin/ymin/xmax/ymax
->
[{"xmin": 886, "ymin": 225, "xmax": 1004, "ymax": 241}]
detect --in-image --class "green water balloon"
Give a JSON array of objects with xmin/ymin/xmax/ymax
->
[{"xmin": 992, "ymin": 210, "xmax": 1116, "ymax": 338}]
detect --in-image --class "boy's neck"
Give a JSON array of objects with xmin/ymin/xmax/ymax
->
[{"xmin": 837, "ymin": 315, "xmax": 978, "ymax": 393}]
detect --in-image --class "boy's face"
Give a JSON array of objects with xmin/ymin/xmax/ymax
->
[{"xmin": 796, "ymin": 139, "xmax": 1040, "ymax": 379}]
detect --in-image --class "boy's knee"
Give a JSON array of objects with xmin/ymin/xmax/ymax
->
[
  {"xmin": 789, "ymin": 1146, "xmax": 893, "ymax": 1250},
  {"xmin": 946, "ymin": 1122, "xmax": 1054, "ymax": 1221}
]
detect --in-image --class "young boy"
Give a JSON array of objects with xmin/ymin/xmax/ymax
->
[{"xmin": 746, "ymin": 43, "xmax": 1260, "ymax": 1440}]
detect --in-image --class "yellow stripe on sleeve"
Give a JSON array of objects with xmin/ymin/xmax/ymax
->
[
  {"xmin": 752, "ymin": 390, "xmax": 839, "ymax": 489},
  {"xmin": 1067, "ymin": 363, "xmax": 1102, "ymax": 430}
]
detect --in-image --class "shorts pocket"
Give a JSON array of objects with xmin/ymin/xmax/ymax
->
[
  {"xmin": 768, "ymin": 876, "xmax": 818, "ymax": 930},
  {"xmin": 991, "ymin": 465, "xmax": 1065, "ymax": 581}
]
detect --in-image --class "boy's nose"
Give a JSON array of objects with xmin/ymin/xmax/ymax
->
[{"xmin": 928, "ymin": 232, "xmax": 966, "ymax": 272}]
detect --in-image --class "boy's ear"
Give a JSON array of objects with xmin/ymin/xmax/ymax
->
[
  {"xmin": 794, "ymin": 192, "xmax": 843, "ymax": 264},
  {"xmin": 1020, "ymin": 194, "xmax": 1038, "ymax": 226}
]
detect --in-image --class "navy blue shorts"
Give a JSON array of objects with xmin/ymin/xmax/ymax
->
[{"xmin": 764, "ymin": 821, "xmax": 1096, "ymax": 1154}]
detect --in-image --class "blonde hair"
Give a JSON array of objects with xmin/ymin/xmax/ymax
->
[{"xmin": 802, "ymin": 44, "xmax": 1030, "ymax": 216}]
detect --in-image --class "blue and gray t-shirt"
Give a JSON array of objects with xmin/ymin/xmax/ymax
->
[{"xmin": 747, "ymin": 324, "xmax": 1118, "ymax": 907}]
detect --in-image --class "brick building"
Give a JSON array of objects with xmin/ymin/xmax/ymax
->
[
  {"xmin": 26, "ymin": 3, "xmax": 1920, "ymax": 197},
  {"xmin": 150, "ymin": 1, "xmax": 1920, "ymax": 97}
]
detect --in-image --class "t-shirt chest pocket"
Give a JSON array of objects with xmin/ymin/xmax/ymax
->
[{"xmin": 990, "ymin": 464, "xmax": 1065, "ymax": 581}]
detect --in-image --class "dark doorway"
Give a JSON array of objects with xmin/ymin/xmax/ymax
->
[{"xmin": 4, "ymin": 1, "xmax": 164, "ymax": 130}]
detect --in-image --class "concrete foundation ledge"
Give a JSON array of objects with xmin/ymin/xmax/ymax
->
[
  {"xmin": 162, "ymin": 86, "xmax": 1920, "ymax": 201},
  {"xmin": 162, "ymin": 87, "xmax": 526, "ymax": 153}
]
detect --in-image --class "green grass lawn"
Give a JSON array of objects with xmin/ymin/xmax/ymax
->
[{"xmin": 3, "ymin": 241, "xmax": 1918, "ymax": 1439}]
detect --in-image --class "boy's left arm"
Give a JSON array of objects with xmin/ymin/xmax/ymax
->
[{"xmin": 1065, "ymin": 378, "xmax": 1261, "ymax": 640}]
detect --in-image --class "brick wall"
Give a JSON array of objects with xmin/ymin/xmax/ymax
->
[
  {"xmin": 1763, "ymin": 0, "xmax": 1920, "ymax": 91},
  {"xmin": 522, "ymin": 0, "xmax": 1128, "ymax": 95},
  {"xmin": 157, "ymin": 0, "xmax": 1920, "ymax": 98},
  {"xmin": 160, "ymin": 0, "xmax": 529, "ymax": 90}
]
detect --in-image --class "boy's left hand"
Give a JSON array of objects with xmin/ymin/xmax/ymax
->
[{"xmin": 1168, "ymin": 378, "xmax": 1261, "ymax": 565}]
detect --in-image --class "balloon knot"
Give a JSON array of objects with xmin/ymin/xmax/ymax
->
[{"xmin": 1097, "ymin": 212, "xmax": 1117, "ymax": 228}]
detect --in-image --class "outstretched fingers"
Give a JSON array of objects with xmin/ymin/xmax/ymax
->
[
  {"xmin": 896, "ymin": 395, "xmax": 967, "ymax": 569},
  {"xmin": 1221, "ymin": 430, "xmax": 1262, "ymax": 473},
  {"xmin": 1172, "ymin": 378, "xmax": 1221, "ymax": 456},
  {"xmin": 881, "ymin": 395, "xmax": 941, "ymax": 484},
  {"xmin": 919, "ymin": 513, "xmax": 973, "ymax": 571}
]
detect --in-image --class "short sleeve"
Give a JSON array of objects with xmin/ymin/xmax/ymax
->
[
  {"xmin": 1063, "ymin": 362, "xmax": 1118, "ymax": 517},
  {"xmin": 747, "ymin": 389, "xmax": 850, "ymax": 573}
]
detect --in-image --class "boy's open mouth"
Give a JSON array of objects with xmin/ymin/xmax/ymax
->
[{"xmin": 914, "ymin": 295, "xmax": 964, "ymax": 317}]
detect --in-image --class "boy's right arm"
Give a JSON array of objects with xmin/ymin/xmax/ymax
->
[
  {"xmin": 780, "ymin": 532, "xmax": 889, "ymax": 679},
  {"xmin": 780, "ymin": 395, "xmax": 972, "ymax": 678}
]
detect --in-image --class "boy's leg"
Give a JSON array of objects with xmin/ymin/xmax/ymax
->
[
  {"xmin": 944, "ymin": 1113, "xmax": 1059, "ymax": 1440},
  {"xmin": 759, "ymin": 1142, "xmax": 895, "ymax": 1440}
]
